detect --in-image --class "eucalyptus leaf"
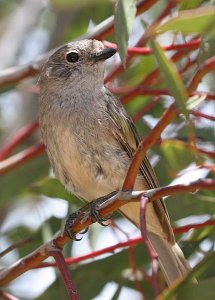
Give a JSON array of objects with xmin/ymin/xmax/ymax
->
[
  {"xmin": 150, "ymin": 39, "xmax": 188, "ymax": 114},
  {"xmin": 179, "ymin": 0, "xmax": 205, "ymax": 10},
  {"xmin": 161, "ymin": 252, "xmax": 215, "ymax": 300},
  {"xmin": 114, "ymin": 0, "xmax": 137, "ymax": 66},
  {"xmin": 156, "ymin": 7, "xmax": 215, "ymax": 36}
]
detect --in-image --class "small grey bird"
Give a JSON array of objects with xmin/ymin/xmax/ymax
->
[{"xmin": 39, "ymin": 39, "xmax": 190, "ymax": 286}]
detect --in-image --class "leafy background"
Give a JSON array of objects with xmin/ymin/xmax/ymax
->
[{"xmin": 0, "ymin": 0, "xmax": 214, "ymax": 299}]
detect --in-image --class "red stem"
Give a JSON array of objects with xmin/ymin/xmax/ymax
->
[
  {"xmin": 38, "ymin": 219, "xmax": 215, "ymax": 269},
  {"xmin": 0, "ymin": 291, "xmax": 19, "ymax": 300},
  {"xmin": 188, "ymin": 56, "xmax": 215, "ymax": 93},
  {"xmin": 104, "ymin": 1, "xmax": 176, "ymax": 84},
  {"xmin": 122, "ymin": 104, "xmax": 176, "ymax": 190},
  {"xmin": 0, "ymin": 143, "xmax": 45, "ymax": 175},
  {"xmin": 50, "ymin": 248, "xmax": 79, "ymax": 300},
  {"xmin": 191, "ymin": 110, "xmax": 215, "ymax": 122},
  {"xmin": 0, "ymin": 121, "xmax": 38, "ymax": 160},
  {"xmin": 104, "ymin": 39, "xmax": 201, "ymax": 55}
]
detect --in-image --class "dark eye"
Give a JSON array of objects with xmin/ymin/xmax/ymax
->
[{"xmin": 66, "ymin": 52, "xmax": 79, "ymax": 63}]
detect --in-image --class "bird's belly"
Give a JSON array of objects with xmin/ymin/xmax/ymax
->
[{"xmin": 45, "ymin": 128, "xmax": 129, "ymax": 202}]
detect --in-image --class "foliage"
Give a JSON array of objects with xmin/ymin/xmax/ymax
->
[{"xmin": 0, "ymin": 0, "xmax": 214, "ymax": 299}]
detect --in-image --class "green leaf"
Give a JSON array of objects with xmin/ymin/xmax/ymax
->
[
  {"xmin": 156, "ymin": 7, "xmax": 215, "ymax": 36},
  {"xmin": 114, "ymin": 0, "xmax": 137, "ymax": 66},
  {"xmin": 72, "ymin": 243, "xmax": 153, "ymax": 299},
  {"xmin": 30, "ymin": 177, "xmax": 82, "ymax": 207},
  {"xmin": 160, "ymin": 252, "xmax": 215, "ymax": 300},
  {"xmin": 0, "ymin": 154, "xmax": 49, "ymax": 207},
  {"xmin": 198, "ymin": 37, "xmax": 215, "ymax": 63},
  {"xmin": 179, "ymin": 0, "xmax": 205, "ymax": 10},
  {"xmin": 149, "ymin": 39, "xmax": 188, "ymax": 114}
]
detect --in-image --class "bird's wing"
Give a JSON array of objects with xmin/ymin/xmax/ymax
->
[{"xmin": 105, "ymin": 90, "xmax": 174, "ymax": 243}]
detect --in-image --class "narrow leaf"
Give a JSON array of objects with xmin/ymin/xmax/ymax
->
[
  {"xmin": 114, "ymin": 0, "xmax": 137, "ymax": 66},
  {"xmin": 150, "ymin": 39, "xmax": 188, "ymax": 114},
  {"xmin": 156, "ymin": 7, "xmax": 215, "ymax": 36},
  {"xmin": 160, "ymin": 252, "xmax": 215, "ymax": 300},
  {"xmin": 179, "ymin": 0, "xmax": 205, "ymax": 10}
]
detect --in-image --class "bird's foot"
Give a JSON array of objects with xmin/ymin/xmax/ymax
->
[
  {"xmin": 65, "ymin": 211, "xmax": 88, "ymax": 240},
  {"xmin": 90, "ymin": 191, "xmax": 118, "ymax": 226}
]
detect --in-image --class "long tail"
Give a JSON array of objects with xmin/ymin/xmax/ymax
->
[{"xmin": 119, "ymin": 201, "xmax": 191, "ymax": 286}]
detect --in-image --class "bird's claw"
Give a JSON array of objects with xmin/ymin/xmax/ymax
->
[
  {"xmin": 64, "ymin": 212, "xmax": 88, "ymax": 240},
  {"xmin": 90, "ymin": 192, "xmax": 117, "ymax": 226}
]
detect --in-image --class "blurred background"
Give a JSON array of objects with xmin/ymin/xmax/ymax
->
[{"xmin": 0, "ymin": 0, "xmax": 214, "ymax": 299}]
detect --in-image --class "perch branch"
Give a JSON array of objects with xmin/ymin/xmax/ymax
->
[{"xmin": 0, "ymin": 178, "xmax": 214, "ymax": 287}]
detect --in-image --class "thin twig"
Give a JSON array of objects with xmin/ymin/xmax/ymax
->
[
  {"xmin": 122, "ymin": 104, "xmax": 176, "ymax": 190},
  {"xmin": 49, "ymin": 246, "xmax": 79, "ymax": 300},
  {"xmin": 0, "ymin": 178, "xmax": 214, "ymax": 287},
  {"xmin": 36, "ymin": 219, "xmax": 215, "ymax": 269},
  {"xmin": 0, "ymin": 143, "xmax": 45, "ymax": 175},
  {"xmin": 0, "ymin": 0, "xmax": 157, "ymax": 87},
  {"xmin": 0, "ymin": 291, "xmax": 19, "ymax": 300},
  {"xmin": 0, "ymin": 122, "xmax": 38, "ymax": 161},
  {"xmin": 188, "ymin": 56, "xmax": 215, "ymax": 93},
  {"xmin": 104, "ymin": 0, "xmax": 176, "ymax": 84},
  {"xmin": 0, "ymin": 238, "xmax": 32, "ymax": 258},
  {"xmin": 104, "ymin": 39, "xmax": 201, "ymax": 55}
]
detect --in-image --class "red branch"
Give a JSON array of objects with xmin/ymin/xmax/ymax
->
[
  {"xmin": 50, "ymin": 248, "xmax": 79, "ymax": 300},
  {"xmin": 0, "ymin": 179, "xmax": 214, "ymax": 288},
  {"xmin": 0, "ymin": 291, "xmax": 19, "ymax": 300},
  {"xmin": 0, "ymin": 0, "xmax": 157, "ymax": 87},
  {"xmin": 191, "ymin": 110, "xmax": 215, "ymax": 122},
  {"xmin": 188, "ymin": 56, "xmax": 215, "ymax": 93},
  {"xmin": 0, "ymin": 143, "xmax": 45, "ymax": 175},
  {"xmin": 36, "ymin": 219, "xmax": 215, "ymax": 269},
  {"xmin": 40, "ymin": 238, "xmax": 143, "ymax": 268},
  {"xmin": 122, "ymin": 104, "xmax": 176, "ymax": 190},
  {"xmin": 104, "ymin": 39, "xmax": 201, "ymax": 55},
  {"xmin": 104, "ymin": 1, "xmax": 177, "ymax": 84},
  {"xmin": 0, "ymin": 121, "xmax": 39, "ymax": 160}
]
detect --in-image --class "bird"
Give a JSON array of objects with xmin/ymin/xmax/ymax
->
[{"xmin": 39, "ymin": 39, "xmax": 191, "ymax": 286}]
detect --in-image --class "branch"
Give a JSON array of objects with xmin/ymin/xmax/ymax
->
[
  {"xmin": 104, "ymin": 39, "xmax": 201, "ymax": 55},
  {"xmin": 0, "ymin": 291, "xmax": 19, "ymax": 300},
  {"xmin": 0, "ymin": 0, "xmax": 157, "ymax": 87},
  {"xmin": 0, "ymin": 143, "xmax": 45, "ymax": 175},
  {"xmin": 0, "ymin": 178, "xmax": 214, "ymax": 287},
  {"xmin": 0, "ymin": 121, "xmax": 38, "ymax": 160},
  {"xmin": 191, "ymin": 110, "xmax": 215, "ymax": 122},
  {"xmin": 0, "ymin": 238, "xmax": 32, "ymax": 258},
  {"xmin": 36, "ymin": 218, "xmax": 215, "ymax": 269},
  {"xmin": 162, "ymin": 139, "xmax": 215, "ymax": 160},
  {"xmin": 105, "ymin": 1, "xmax": 176, "ymax": 84},
  {"xmin": 121, "ymin": 37, "xmax": 199, "ymax": 105},
  {"xmin": 38, "ymin": 238, "xmax": 143, "ymax": 269},
  {"xmin": 49, "ymin": 247, "xmax": 79, "ymax": 300},
  {"xmin": 122, "ymin": 104, "xmax": 176, "ymax": 190},
  {"xmin": 188, "ymin": 56, "xmax": 215, "ymax": 93}
]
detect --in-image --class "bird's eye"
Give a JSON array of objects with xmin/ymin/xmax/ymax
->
[{"xmin": 66, "ymin": 52, "xmax": 79, "ymax": 63}]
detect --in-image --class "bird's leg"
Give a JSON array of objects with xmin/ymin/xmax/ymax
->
[
  {"xmin": 90, "ymin": 191, "xmax": 119, "ymax": 225},
  {"xmin": 65, "ymin": 191, "xmax": 119, "ymax": 239},
  {"xmin": 65, "ymin": 210, "xmax": 88, "ymax": 240}
]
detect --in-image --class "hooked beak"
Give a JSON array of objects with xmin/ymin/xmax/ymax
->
[{"xmin": 93, "ymin": 47, "xmax": 117, "ymax": 62}]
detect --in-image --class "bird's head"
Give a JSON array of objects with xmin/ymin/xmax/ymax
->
[{"xmin": 40, "ymin": 39, "xmax": 116, "ymax": 84}]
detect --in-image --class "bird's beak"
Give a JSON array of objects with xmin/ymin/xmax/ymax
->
[{"xmin": 93, "ymin": 47, "xmax": 117, "ymax": 62}]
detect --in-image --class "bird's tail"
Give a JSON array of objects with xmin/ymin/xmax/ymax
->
[
  {"xmin": 148, "ymin": 232, "xmax": 191, "ymax": 285},
  {"xmin": 119, "ymin": 201, "xmax": 191, "ymax": 286}
]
